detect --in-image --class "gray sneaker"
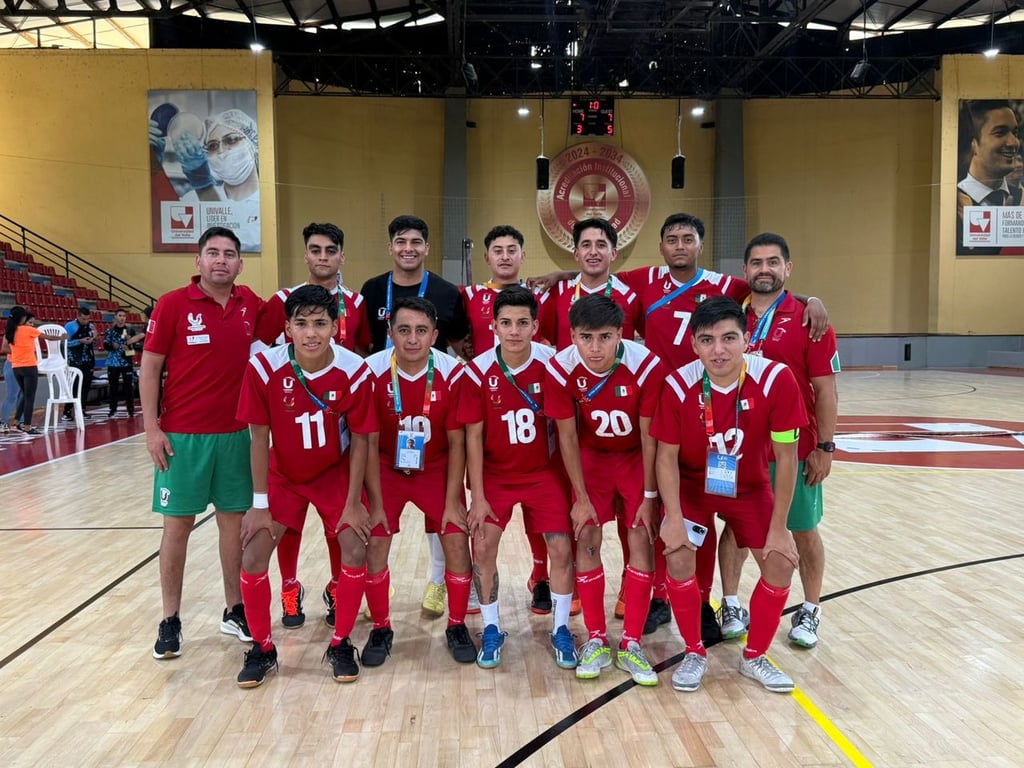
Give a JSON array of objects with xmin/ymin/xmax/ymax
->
[
  {"xmin": 575, "ymin": 638, "xmax": 612, "ymax": 680},
  {"xmin": 788, "ymin": 606, "xmax": 821, "ymax": 648},
  {"xmin": 718, "ymin": 603, "xmax": 750, "ymax": 640},
  {"xmin": 739, "ymin": 654, "xmax": 794, "ymax": 693},
  {"xmin": 671, "ymin": 652, "xmax": 708, "ymax": 692},
  {"xmin": 615, "ymin": 641, "xmax": 658, "ymax": 686}
]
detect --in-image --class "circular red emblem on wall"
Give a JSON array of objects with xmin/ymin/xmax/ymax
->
[{"xmin": 537, "ymin": 142, "xmax": 651, "ymax": 252}]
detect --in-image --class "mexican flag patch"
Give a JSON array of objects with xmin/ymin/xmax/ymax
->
[
  {"xmin": 529, "ymin": 382, "xmax": 542, "ymax": 394},
  {"xmin": 830, "ymin": 351, "xmax": 842, "ymax": 373},
  {"xmin": 615, "ymin": 385, "xmax": 633, "ymax": 397}
]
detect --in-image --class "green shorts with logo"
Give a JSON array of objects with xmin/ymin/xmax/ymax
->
[
  {"xmin": 152, "ymin": 430, "xmax": 252, "ymax": 516},
  {"xmin": 769, "ymin": 461, "xmax": 823, "ymax": 532}
]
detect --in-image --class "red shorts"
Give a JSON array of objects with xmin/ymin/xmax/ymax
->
[
  {"xmin": 579, "ymin": 448, "xmax": 645, "ymax": 528},
  {"xmin": 675, "ymin": 483, "xmax": 774, "ymax": 549},
  {"xmin": 482, "ymin": 470, "xmax": 572, "ymax": 535},
  {"xmin": 268, "ymin": 465, "xmax": 351, "ymax": 534},
  {"xmin": 376, "ymin": 457, "xmax": 466, "ymax": 536}
]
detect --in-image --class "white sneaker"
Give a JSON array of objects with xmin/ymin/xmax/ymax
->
[
  {"xmin": 739, "ymin": 654, "xmax": 794, "ymax": 693},
  {"xmin": 718, "ymin": 604, "xmax": 750, "ymax": 640},
  {"xmin": 788, "ymin": 606, "xmax": 821, "ymax": 648},
  {"xmin": 615, "ymin": 641, "xmax": 658, "ymax": 686},
  {"xmin": 575, "ymin": 638, "xmax": 612, "ymax": 680},
  {"xmin": 671, "ymin": 652, "xmax": 709, "ymax": 692}
]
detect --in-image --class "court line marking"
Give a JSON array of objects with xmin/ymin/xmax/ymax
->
[
  {"xmin": 0, "ymin": 432, "xmax": 145, "ymax": 479},
  {"xmin": 0, "ymin": 526, "xmax": 163, "ymax": 531}
]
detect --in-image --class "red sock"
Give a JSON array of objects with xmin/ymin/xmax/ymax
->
[
  {"xmin": 276, "ymin": 527, "xmax": 302, "ymax": 590},
  {"xmin": 695, "ymin": 524, "xmax": 718, "ymax": 602},
  {"xmin": 615, "ymin": 513, "xmax": 631, "ymax": 565},
  {"xmin": 744, "ymin": 578, "xmax": 790, "ymax": 658},
  {"xmin": 331, "ymin": 564, "xmax": 366, "ymax": 644},
  {"xmin": 665, "ymin": 573, "xmax": 706, "ymax": 656},
  {"xmin": 576, "ymin": 566, "xmax": 607, "ymax": 641},
  {"xmin": 527, "ymin": 533, "xmax": 549, "ymax": 582},
  {"xmin": 240, "ymin": 569, "xmax": 274, "ymax": 651},
  {"xmin": 652, "ymin": 538, "xmax": 668, "ymax": 600},
  {"xmin": 365, "ymin": 568, "xmax": 392, "ymax": 629},
  {"xmin": 445, "ymin": 569, "xmax": 472, "ymax": 626},
  {"xmin": 325, "ymin": 533, "xmax": 342, "ymax": 583},
  {"xmin": 620, "ymin": 565, "xmax": 653, "ymax": 646}
]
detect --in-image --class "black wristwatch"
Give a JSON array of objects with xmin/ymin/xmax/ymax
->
[{"xmin": 817, "ymin": 441, "xmax": 836, "ymax": 453}]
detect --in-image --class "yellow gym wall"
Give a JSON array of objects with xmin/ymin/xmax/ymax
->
[
  {"xmin": 0, "ymin": 49, "xmax": 279, "ymax": 301},
  {"xmin": 932, "ymin": 54, "xmax": 1024, "ymax": 335}
]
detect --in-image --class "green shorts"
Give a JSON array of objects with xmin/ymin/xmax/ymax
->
[
  {"xmin": 152, "ymin": 430, "xmax": 252, "ymax": 516},
  {"xmin": 769, "ymin": 461, "xmax": 823, "ymax": 532}
]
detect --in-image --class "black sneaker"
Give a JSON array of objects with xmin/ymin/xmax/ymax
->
[
  {"xmin": 153, "ymin": 614, "xmax": 182, "ymax": 659},
  {"xmin": 237, "ymin": 642, "xmax": 278, "ymax": 688},
  {"xmin": 322, "ymin": 583, "xmax": 336, "ymax": 627},
  {"xmin": 445, "ymin": 623, "xmax": 477, "ymax": 664},
  {"xmin": 530, "ymin": 580, "xmax": 553, "ymax": 615},
  {"xmin": 221, "ymin": 603, "xmax": 253, "ymax": 642},
  {"xmin": 324, "ymin": 637, "xmax": 360, "ymax": 682},
  {"xmin": 642, "ymin": 598, "xmax": 672, "ymax": 635},
  {"xmin": 362, "ymin": 626, "xmax": 394, "ymax": 667},
  {"xmin": 281, "ymin": 583, "xmax": 305, "ymax": 629},
  {"xmin": 701, "ymin": 601, "xmax": 723, "ymax": 648}
]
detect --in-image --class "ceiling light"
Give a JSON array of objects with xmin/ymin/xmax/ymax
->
[
  {"xmin": 619, "ymin": 78, "xmax": 629, "ymax": 87},
  {"xmin": 691, "ymin": 105, "xmax": 705, "ymax": 117},
  {"xmin": 518, "ymin": 104, "xmax": 530, "ymax": 117},
  {"xmin": 531, "ymin": 61, "xmax": 542, "ymax": 70},
  {"xmin": 249, "ymin": 41, "xmax": 264, "ymax": 52},
  {"xmin": 983, "ymin": 47, "xmax": 999, "ymax": 58}
]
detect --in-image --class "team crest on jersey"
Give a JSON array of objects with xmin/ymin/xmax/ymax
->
[
  {"xmin": 771, "ymin": 326, "xmax": 787, "ymax": 342},
  {"xmin": 283, "ymin": 393, "xmax": 296, "ymax": 411},
  {"xmin": 488, "ymin": 375, "xmax": 500, "ymax": 390},
  {"xmin": 377, "ymin": 307, "xmax": 388, "ymax": 320},
  {"xmin": 482, "ymin": 292, "xmax": 492, "ymax": 304},
  {"xmin": 187, "ymin": 312, "xmax": 205, "ymax": 332},
  {"xmin": 663, "ymin": 279, "xmax": 674, "ymax": 292},
  {"xmin": 282, "ymin": 376, "xmax": 295, "ymax": 391},
  {"xmin": 576, "ymin": 376, "xmax": 589, "ymax": 390}
]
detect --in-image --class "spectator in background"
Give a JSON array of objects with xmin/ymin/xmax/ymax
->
[
  {"xmin": 5, "ymin": 306, "xmax": 66, "ymax": 435},
  {"xmin": 104, "ymin": 309, "xmax": 144, "ymax": 418},
  {"xmin": 1, "ymin": 328, "xmax": 21, "ymax": 434},
  {"xmin": 64, "ymin": 306, "xmax": 96, "ymax": 420}
]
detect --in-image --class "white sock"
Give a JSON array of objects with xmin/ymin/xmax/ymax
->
[
  {"xmin": 551, "ymin": 591, "xmax": 572, "ymax": 631},
  {"xmin": 804, "ymin": 601, "xmax": 820, "ymax": 616},
  {"xmin": 723, "ymin": 595, "xmax": 741, "ymax": 608},
  {"xmin": 480, "ymin": 601, "xmax": 500, "ymax": 629},
  {"xmin": 427, "ymin": 533, "xmax": 445, "ymax": 583}
]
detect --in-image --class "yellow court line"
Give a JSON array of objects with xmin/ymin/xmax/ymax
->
[{"xmin": 790, "ymin": 686, "xmax": 875, "ymax": 768}]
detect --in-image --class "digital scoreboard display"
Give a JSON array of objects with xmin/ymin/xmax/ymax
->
[{"xmin": 570, "ymin": 97, "xmax": 615, "ymax": 136}]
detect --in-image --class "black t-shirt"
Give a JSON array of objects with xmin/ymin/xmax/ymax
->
[{"xmin": 360, "ymin": 270, "xmax": 470, "ymax": 353}]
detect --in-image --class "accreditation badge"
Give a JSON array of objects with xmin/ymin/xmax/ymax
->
[
  {"xmin": 705, "ymin": 450, "xmax": 738, "ymax": 498},
  {"xmin": 395, "ymin": 429, "xmax": 426, "ymax": 471},
  {"xmin": 338, "ymin": 414, "xmax": 351, "ymax": 455}
]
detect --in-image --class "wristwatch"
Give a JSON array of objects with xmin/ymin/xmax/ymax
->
[{"xmin": 816, "ymin": 441, "xmax": 836, "ymax": 453}]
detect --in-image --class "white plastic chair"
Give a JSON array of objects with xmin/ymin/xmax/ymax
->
[
  {"xmin": 34, "ymin": 323, "xmax": 69, "ymax": 374},
  {"xmin": 42, "ymin": 365, "xmax": 85, "ymax": 432}
]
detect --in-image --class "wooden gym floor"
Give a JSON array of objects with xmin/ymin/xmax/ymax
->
[{"xmin": 0, "ymin": 369, "xmax": 1022, "ymax": 767}]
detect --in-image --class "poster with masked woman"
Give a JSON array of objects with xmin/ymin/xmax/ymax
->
[{"xmin": 147, "ymin": 90, "xmax": 261, "ymax": 253}]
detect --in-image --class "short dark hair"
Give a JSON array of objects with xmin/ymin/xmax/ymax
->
[
  {"xmin": 688, "ymin": 295, "xmax": 745, "ymax": 336},
  {"xmin": 962, "ymin": 99, "xmax": 1015, "ymax": 142},
  {"xmin": 197, "ymin": 226, "xmax": 241, "ymax": 253},
  {"xmin": 388, "ymin": 215, "xmax": 429, "ymax": 242},
  {"xmin": 569, "ymin": 294, "xmax": 624, "ymax": 330},
  {"xmin": 484, "ymin": 225, "xmax": 524, "ymax": 249},
  {"xmin": 660, "ymin": 213, "xmax": 705, "ymax": 241},
  {"xmin": 744, "ymin": 232, "xmax": 790, "ymax": 263},
  {"xmin": 390, "ymin": 296, "xmax": 437, "ymax": 327},
  {"xmin": 77, "ymin": 305, "xmax": 91, "ymax": 316},
  {"xmin": 572, "ymin": 218, "xmax": 617, "ymax": 248},
  {"xmin": 303, "ymin": 222, "xmax": 344, "ymax": 249},
  {"xmin": 285, "ymin": 284, "xmax": 338, "ymax": 321},
  {"xmin": 143, "ymin": 305, "xmax": 155, "ymax": 319},
  {"xmin": 494, "ymin": 285, "xmax": 538, "ymax": 320},
  {"xmin": 114, "ymin": 307, "xmax": 128, "ymax": 315}
]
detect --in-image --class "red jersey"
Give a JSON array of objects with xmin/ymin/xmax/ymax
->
[
  {"xmin": 651, "ymin": 354, "xmax": 807, "ymax": 514},
  {"xmin": 537, "ymin": 275, "xmax": 641, "ymax": 350},
  {"xmin": 236, "ymin": 344, "xmax": 376, "ymax": 483},
  {"xmin": 745, "ymin": 291, "xmax": 840, "ymax": 460},
  {"xmin": 545, "ymin": 339, "xmax": 667, "ymax": 454},
  {"xmin": 143, "ymin": 276, "xmax": 262, "ymax": 434},
  {"xmin": 364, "ymin": 348, "xmax": 463, "ymax": 470},
  {"xmin": 458, "ymin": 343, "xmax": 562, "ymax": 482},
  {"xmin": 253, "ymin": 283, "xmax": 369, "ymax": 353},
  {"xmin": 461, "ymin": 282, "xmax": 543, "ymax": 357},
  {"xmin": 619, "ymin": 266, "xmax": 748, "ymax": 369}
]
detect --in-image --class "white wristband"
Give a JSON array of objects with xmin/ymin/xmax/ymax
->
[
  {"xmin": 807, "ymin": 296, "xmax": 821, "ymax": 304},
  {"xmin": 643, "ymin": 490, "xmax": 658, "ymax": 499},
  {"xmin": 252, "ymin": 492, "xmax": 269, "ymax": 508}
]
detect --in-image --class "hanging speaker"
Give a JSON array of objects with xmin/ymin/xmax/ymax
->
[
  {"xmin": 536, "ymin": 156, "xmax": 550, "ymax": 190},
  {"xmin": 671, "ymin": 154, "xmax": 685, "ymax": 189}
]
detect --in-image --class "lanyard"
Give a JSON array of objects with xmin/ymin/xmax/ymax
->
[
  {"xmin": 582, "ymin": 342, "xmax": 624, "ymax": 403},
  {"xmin": 645, "ymin": 269, "xmax": 705, "ymax": 318},
  {"xmin": 287, "ymin": 344, "xmax": 330, "ymax": 412},
  {"xmin": 334, "ymin": 274, "xmax": 347, "ymax": 342},
  {"xmin": 702, "ymin": 362, "xmax": 746, "ymax": 452},
  {"xmin": 391, "ymin": 350, "xmax": 435, "ymax": 418},
  {"xmin": 742, "ymin": 291, "xmax": 787, "ymax": 347},
  {"xmin": 484, "ymin": 279, "xmax": 525, "ymax": 292},
  {"xmin": 572, "ymin": 275, "xmax": 613, "ymax": 304},
  {"xmin": 496, "ymin": 348, "xmax": 540, "ymax": 413},
  {"xmin": 384, "ymin": 271, "xmax": 429, "ymax": 349}
]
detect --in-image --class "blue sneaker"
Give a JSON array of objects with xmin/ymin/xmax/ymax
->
[
  {"xmin": 476, "ymin": 624, "xmax": 507, "ymax": 669},
  {"xmin": 550, "ymin": 625, "xmax": 578, "ymax": 669}
]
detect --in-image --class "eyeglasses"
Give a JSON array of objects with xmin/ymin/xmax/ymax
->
[{"xmin": 204, "ymin": 133, "xmax": 247, "ymax": 154}]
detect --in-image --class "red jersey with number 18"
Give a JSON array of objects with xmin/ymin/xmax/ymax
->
[
  {"xmin": 545, "ymin": 339, "xmax": 667, "ymax": 454},
  {"xmin": 236, "ymin": 344, "xmax": 377, "ymax": 483},
  {"xmin": 364, "ymin": 348, "xmax": 463, "ymax": 470}
]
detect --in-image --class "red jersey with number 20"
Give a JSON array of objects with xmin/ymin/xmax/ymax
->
[
  {"xmin": 237, "ymin": 344, "xmax": 376, "ymax": 483},
  {"xmin": 545, "ymin": 339, "xmax": 667, "ymax": 454}
]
